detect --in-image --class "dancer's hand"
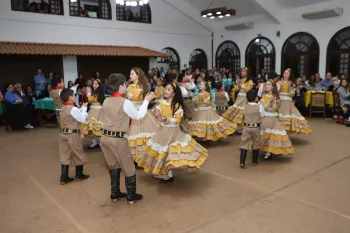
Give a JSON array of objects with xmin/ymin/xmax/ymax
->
[
  {"xmin": 159, "ymin": 116, "xmax": 167, "ymax": 122},
  {"xmin": 145, "ymin": 93, "xmax": 154, "ymax": 102},
  {"xmin": 269, "ymin": 96, "xmax": 275, "ymax": 103}
]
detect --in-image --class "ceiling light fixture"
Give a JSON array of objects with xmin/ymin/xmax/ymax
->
[
  {"xmin": 117, "ymin": 0, "xmax": 149, "ymax": 6},
  {"xmin": 201, "ymin": 7, "xmax": 236, "ymax": 20}
]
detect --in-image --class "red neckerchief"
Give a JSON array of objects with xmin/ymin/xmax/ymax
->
[
  {"xmin": 218, "ymin": 89, "xmax": 223, "ymax": 92},
  {"xmin": 53, "ymin": 86, "xmax": 62, "ymax": 90},
  {"xmin": 111, "ymin": 92, "xmax": 132, "ymax": 126},
  {"xmin": 64, "ymin": 102, "xmax": 74, "ymax": 106},
  {"xmin": 111, "ymin": 92, "xmax": 123, "ymax": 97}
]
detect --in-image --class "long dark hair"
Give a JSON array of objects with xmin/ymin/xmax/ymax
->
[
  {"xmin": 283, "ymin": 68, "xmax": 296, "ymax": 87},
  {"xmin": 264, "ymin": 79, "xmax": 280, "ymax": 100},
  {"xmin": 167, "ymin": 83, "xmax": 184, "ymax": 116},
  {"xmin": 93, "ymin": 79, "xmax": 105, "ymax": 105},
  {"xmin": 132, "ymin": 67, "xmax": 149, "ymax": 98}
]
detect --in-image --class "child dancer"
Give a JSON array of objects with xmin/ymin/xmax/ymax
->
[
  {"xmin": 259, "ymin": 80, "xmax": 294, "ymax": 160},
  {"xmin": 135, "ymin": 83, "xmax": 208, "ymax": 183},
  {"xmin": 154, "ymin": 77, "xmax": 165, "ymax": 102},
  {"xmin": 127, "ymin": 67, "xmax": 158, "ymax": 159},
  {"xmin": 214, "ymin": 81, "xmax": 230, "ymax": 116},
  {"xmin": 81, "ymin": 79, "xmax": 105, "ymax": 149},
  {"xmin": 188, "ymin": 81, "xmax": 236, "ymax": 141},
  {"xmin": 59, "ymin": 89, "xmax": 89, "ymax": 184},
  {"xmin": 240, "ymin": 90, "xmax": 264, "ymax": 168},
  {"xmin": 278, "ymin": 68, "xmax": 312, "ymax": 134},
  {"xmin": 222, "ymin": 67, "xmax": 253, "ymax": 131},
  {"xmin": 101, "ymin": 73, "xmax": 155, "ymax": 204}
]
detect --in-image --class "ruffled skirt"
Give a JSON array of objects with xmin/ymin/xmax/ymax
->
[
  {"xmin": 134, "ymin": 125, "xmax": 208, "ymax": 175},
  {"xmin": 222, "ymin": 96, "xmax": 247, "ymax": 125},
  {"xmin": 187, "ymin": 108, "xmax": 236, "ymax": 141},
  {"xmin": 81, "ymin": 108, "xmax": 103, "ymax": 137},
  {"xmin": 260, "ymin": 116, "xmax": 294, "ymax": 155},
  {"xmin": 128, "ymin": 112, "xmax": 160, "ymax": 157},
  {"xmin": 278, "ymin": 100, "xmax": 312, "ymax": 134}
]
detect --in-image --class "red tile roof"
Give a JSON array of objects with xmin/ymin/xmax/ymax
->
[{"xmin": 0, "ymin": 41, "xmax": 168, "ymax": 57}]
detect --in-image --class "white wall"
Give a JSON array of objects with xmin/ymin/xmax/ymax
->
[
  {"xmin": 62, "ymin": 56, "xmax": 78, "ymax": 86},
  {"xmin": 0, "ymin": 0, "xmax": 212, "ymax": 71},
  {"xmin": 214, "ymin": 0, "xmax": 350, "ymax": 77}
]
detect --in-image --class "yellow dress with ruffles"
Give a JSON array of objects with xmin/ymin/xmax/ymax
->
[
  {"xmin": 277, "ymin": 81, "xmax": 312, "ymax": 134},
  {"xmin": 259, "ymin": 94, "xmax": 294, "ymax": 155},
  {"xmin": 135, "ymin": 100, "xmax": 208, "ymax": 175},
  {"xmin": 154, "ymin": 85, "xmax": 165, "ymax": 101},
  {"xmin": 187, "ymin": 91, "xmax": 237, "ymax": 141},
  {"xmin": 222, "ymin": 79, "xmax": 253, "ymax": 125},
  {"xmin": 81, "ymin": 95, "xmax": 103, "ymax": 137},
  {"xmin": 127, "ymin": 83, "xmax": 159, "ymax": 157}
]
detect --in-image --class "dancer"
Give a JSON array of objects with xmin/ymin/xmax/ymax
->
[
  {"xmin": 214, "ymin": 81, "xmax": 230, "ymax": 116},
  {"xmin": 154, "ymin": 77, "xmax": 165, "ymax": 102},
  {"xmin": 127, "ymin": 67, "xmax": 158, "ymax": 159},
  {"xmin": 239, "ymin": 90, "xmax": 264, "ymax": 168},
  {"xmin": 100, "ymin": 73, "xmax": 155, "ymax": 204},
  {"xmin": 222, "ymin": 67, "xmax": 253, "ymax": 131},
  {"xmin": 278, "ymin": 68, "xmax": 312, "ymax": 134},
  {"xmin": 187, "ymin": 81, "xmax": 236, "ymax": 141},
  {"xmin": 59, "ymin": 88, "xmax": 89, "ymax": 185},
  {"xmin": 259, "ymin": 80, "xmax": 294, "ymax": 160},
  {"xmin": 135, "ymin": 83, "xmax": 208, "ymax": 183},
  {"xmin": 81, "ymin": 79, "xmax": 105, "ymax": 149}
]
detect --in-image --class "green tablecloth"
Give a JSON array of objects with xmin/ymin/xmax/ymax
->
[
  {"xmin": 0, "ymin": 102, "xmax": 3, "ymax": 115},
  {"xmin": 35, "ymin": 98, "xmax": 56, "ymax": 111}
]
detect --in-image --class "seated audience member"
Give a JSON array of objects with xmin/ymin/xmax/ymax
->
[
  {"xmin": 3, "ymin": 83, "xmax": 35, "ymax": 129},
  {"xmin": 14, "ymin": 83, "xmax": 30, "ymax": 105},
  {"xmin": 301, "ymin": 76, "xmax": 310, "ymax": 87},
  {"xmin": 38, "ymin": 84, "xmax": 52, "ymax": 99},
  {"xmin": 67, "ymin": 81, "xmax": 74, "ymax": 88},
  {"xmin": 74, "ymin": 74, "xmax": 86, "ymax": 87},
  {"xmin": 330, "ymin": 76, "xmax": 340, "ymax": 92},
  {"xmin": 294, "ymin": 78, "xmax": 308, "ymax": 116},
  {"xmin": 26, "ymin": 86, "xmax": 37, "ymax": 105},
  {"xmin": 337, "ymin": 78, "xmax": 350, "ymax": 106},
  {"xmin": 334, "ymin": 104, "xmax": 350, "ymax": 125},
  {"xmin": 318, "ymin": 72, "xmax": 333, "ymax": 90}
]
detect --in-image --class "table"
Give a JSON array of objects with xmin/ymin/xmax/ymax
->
[
  {"xmin": 34, "ymin": 98, "xmax": 56, "ymax": 111},
  {"xmin": 304, "ymin": 91, "xmax": 334, "ymax": 107}
]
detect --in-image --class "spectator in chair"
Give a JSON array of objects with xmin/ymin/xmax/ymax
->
[
  {"xmin": 318, "ymin": 72, "xmax": 333, "ymax": 90},
  {"xmin": 4, "ymin": 83, "xmax": 35, "ymax": 129}
]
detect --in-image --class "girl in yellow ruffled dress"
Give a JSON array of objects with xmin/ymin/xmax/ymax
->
[
  {"xmin": 127, "ymin": 67, "xmax": 159, "ymax": 159},
  {"xmin": 187, "ymin": 81, "xmax": 236, "ymax": 141},
  {"xmin": 222, "ymin": 67, "xmax": 253, "ymax": 132},
  {"xmin": 81, "ymin": 79, "xmax": 105, "ymax": 149},
  {"xmin": 278, "ymin": 68, "xmax": 312, "ymax": 134},
  {"xmin": 259, "ymin": 79, "xmax": 294, "ymax": 160},
  {"xmin": 154, "ymin": 77, "xmax": 165, "ymax": 102},
  {"xmin": 135, "ymin": 83, "xmax": 208, "ymax": 183}
]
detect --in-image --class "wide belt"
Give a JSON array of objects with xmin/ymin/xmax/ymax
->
[
  {"xmin": 216, "ymin": 106, "xmax": 228, "ymax": 110},
  {"xmin": 56, "ymin": 109, "xmax": 61, "ymax": 116},
  {"xmin": 61, "ymin": 128, "xmax": 79, "ymax": 134},
  {"xmin": 102, "ymin": 129, "xmax": 126, "ymax": 138},
  {"xmin": 244, "ymin": 123, "xmax": 261, "ymax": 128},
  {"xmin": 183, "ymin": 97, "xmax": 190, "ymax": 100}
]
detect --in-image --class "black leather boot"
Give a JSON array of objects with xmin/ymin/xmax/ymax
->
[
  {"xmin": 60, "ymin": 165, "xmax": 74, "ymax": 185},
  {"xmin": 240, "ymin": 149, "xmax": 248, "ymax": 168},
  {"xmin": 125, "ymin": 175, "xmax": 143, "ymax": 205},
  {"xmin": 253, "ymin": 150, "xmax": 259, "ymax": 166},
  {"xmin": 75, "ymin": 165, "xmax": 90, "ymax": 180},
  {"xmin": 110, "ymin": 168, "xmax": 127, "ymax": 202}
]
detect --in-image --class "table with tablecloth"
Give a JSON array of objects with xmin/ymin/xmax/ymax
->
[
  {"xmin": 34, "ymin": 98, "xmax": 56, "ymax": 111},
  {"xmin": 304, "ymin": 91, "xmax": 334, "ymax": 107}
]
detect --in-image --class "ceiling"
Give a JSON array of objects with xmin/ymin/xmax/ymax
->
[{"xmin": 274, "ymin": 0, "xmax": 333, "ymax": 8}]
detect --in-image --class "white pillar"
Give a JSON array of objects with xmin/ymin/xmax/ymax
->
[
  {"xmin": 62, "ymin": 56, "xmax": 78, "ymax": 87},
  {"xmin": 149, "ymin": 57, "xmax": 157, "ymax": 71}
]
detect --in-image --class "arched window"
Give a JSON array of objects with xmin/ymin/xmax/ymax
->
[
  {"xmin": 11, "ymin": 0, "xmax": 63, "ymax": 15},
  {"xmin": 116, "ymin": 3, "xmax": 151, "ymax": 24},
  {"xmin": 215, "ymin": 41, "xmax": 240, "ymax": 75},
  {"xmin": 69, "ymin": 0, "xmax": 111, "ymax": 19},
  {"xmin": 327, "ymin": 27, "xmax": 350, "ymax": 79},
  {"xmin": 157, "ymin": 47, "xmax": 180, "ymax": 71},
  {"xmin": 282, "ymin": 32, "xmax": 319, "ymax": 77},
  {"xmin": 246, "ymin": 37, "xmax": 275, "ymax": 79},
  {"xmin": 189, "ymin": 49, "xmax": 207, "ymax": 70}
]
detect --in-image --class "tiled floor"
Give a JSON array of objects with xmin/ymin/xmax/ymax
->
[{"xmin": 1, "ymin": 118, "xmax": 349, "ymax": 233}]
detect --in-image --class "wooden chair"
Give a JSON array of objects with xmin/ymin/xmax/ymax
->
[
  {"xmin": 309, "ymin": 92, "xmax": 326, "ymax": 117},
  {"xmin": 332, "ymin": 92, "xmax": 341, "ymax": 117}
]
